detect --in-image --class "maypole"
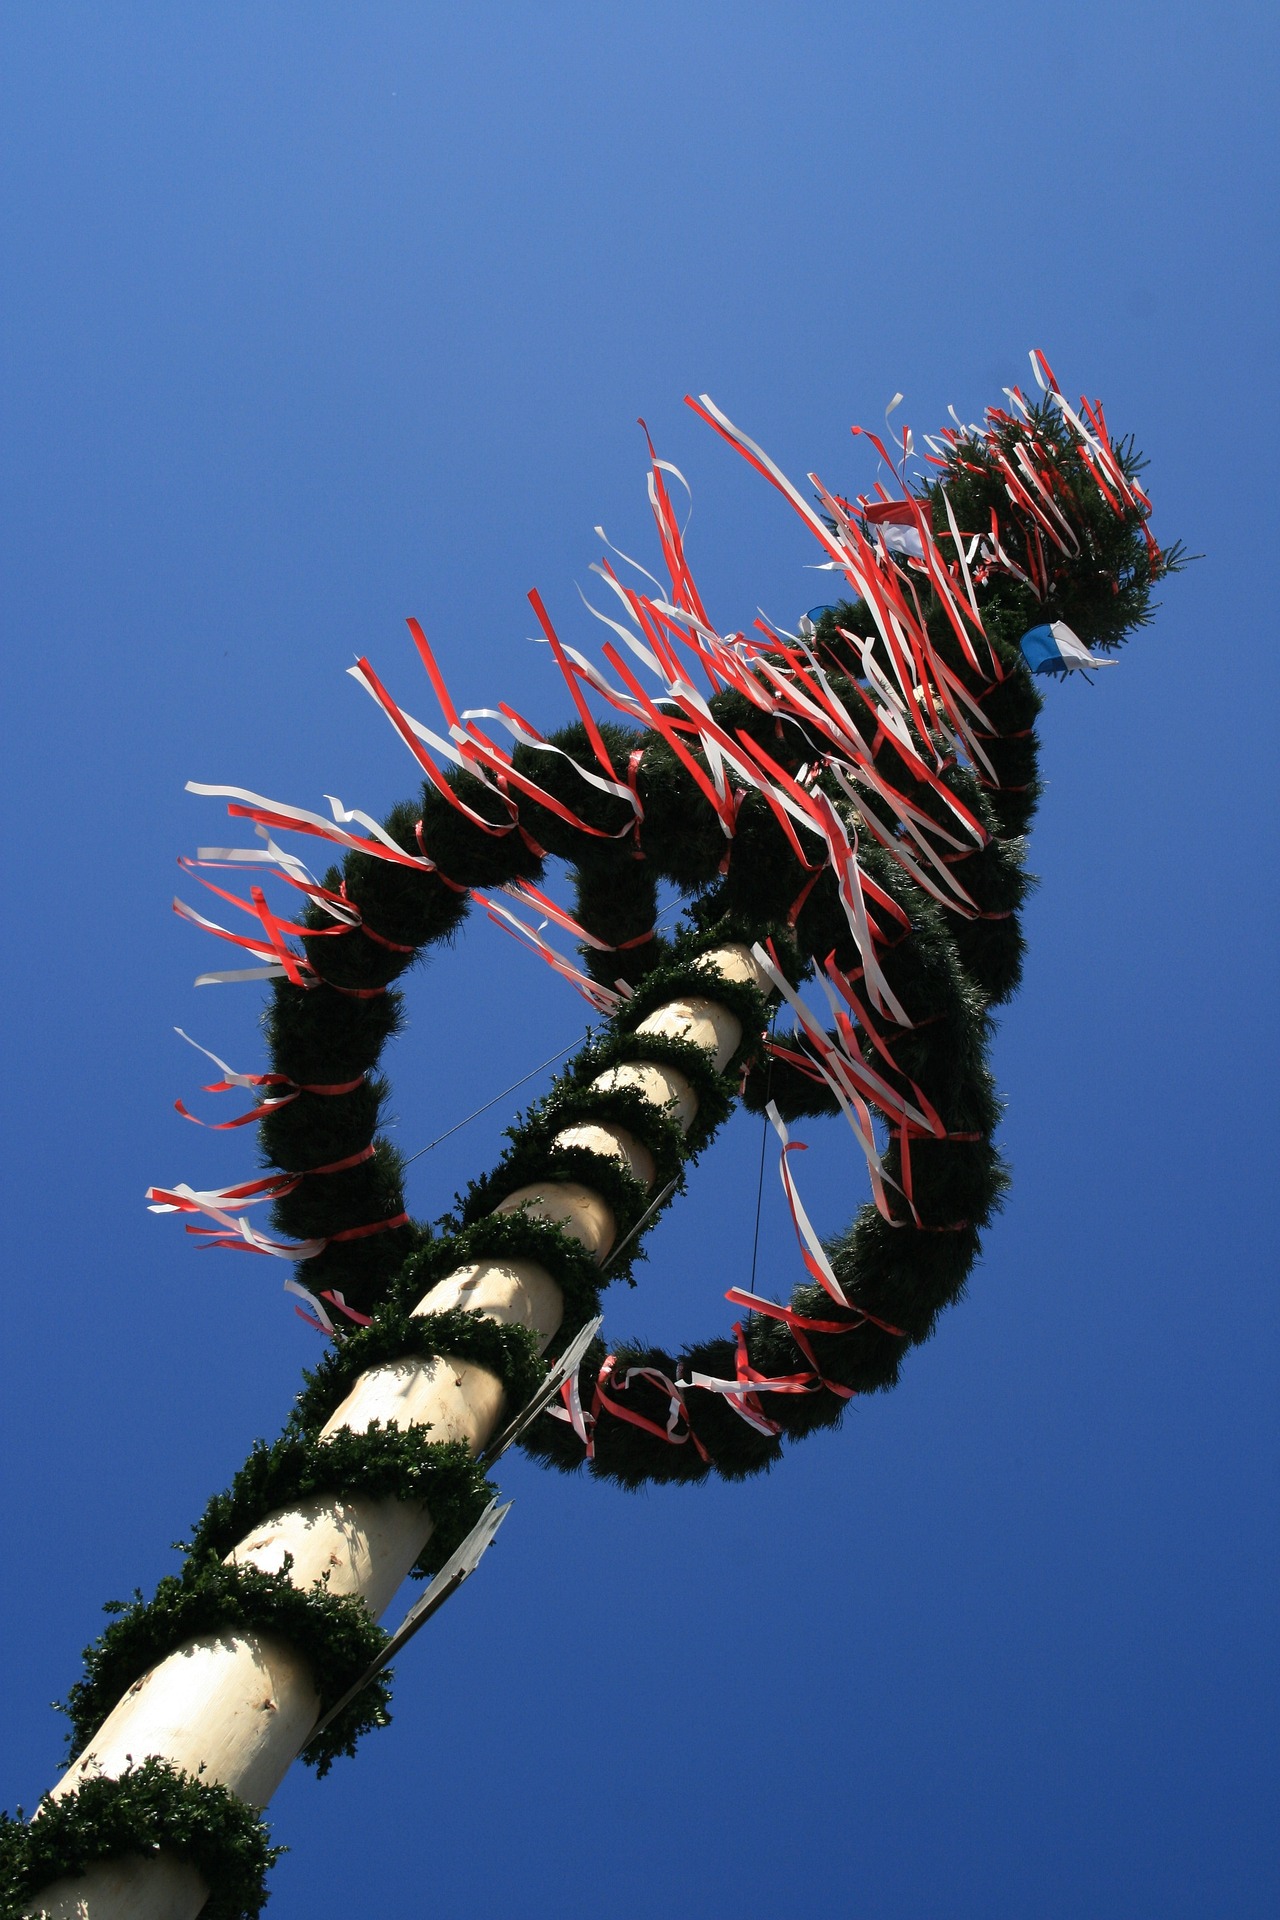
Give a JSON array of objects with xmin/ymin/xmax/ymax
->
[{"xmin": 2, "ymin": 354, "xmax": 1178, "ymax": 1919}]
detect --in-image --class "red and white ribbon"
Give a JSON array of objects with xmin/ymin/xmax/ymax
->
[
  {"xmin": 171, "ymin": 1029, "xmax": 365, "ymax": 1129},
  {"xmin": 681, "ymin": 1320, "xmax": 816, "ymax": 1437},
  {"xmin": 186, "ymin": 782, "xmax": 438, "ymax": 874},
  {"xmin": 764, "ymin": 1100, "xmax": 855, "ymax": 1309},
  {"xmin": 473, "ymin": 890, "xmax": 625, "ymax": 1014},
  {"xmin": 284, "ymin": 1277, "xmax": 335, "ymax": 1334}
]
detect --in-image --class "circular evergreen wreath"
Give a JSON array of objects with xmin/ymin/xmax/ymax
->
[
  {"xmin": 9, "ymin": 361, "xmax": 1179, "ymax": 1917},
  {"xmin": 157, "ymin": 366, "xmax": 1177, "ymax": 1494}
]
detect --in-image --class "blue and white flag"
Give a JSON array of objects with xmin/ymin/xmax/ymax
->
[{"xmin": 1019, "ymin": 620, "xmax": 1116, "ymax": 676}]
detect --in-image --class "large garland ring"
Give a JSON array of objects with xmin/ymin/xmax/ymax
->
[{"xmin": 155, "ymin": 359, "xmax": 1176, "ymax": 1492}]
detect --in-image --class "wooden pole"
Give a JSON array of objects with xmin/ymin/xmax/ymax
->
[{"xmin": 26, "ymin": 946, "xmax": 767, "ymax": 1919}]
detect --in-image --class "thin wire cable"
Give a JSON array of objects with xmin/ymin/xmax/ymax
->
[
  {"xmin": 747, "ymin": 1115, "xmax": 768, "ymax": 1296},
  {"xmin": 747, "ymin": 1011, "xmax": 777, "ymax": 1296},
  {"xmin": 398, "ymin": 898, "xmax": 685, "ymax": 1172},
  {"xmin": 400, "ymin": 1040, "xmax": 576, "ymax": 1168}
]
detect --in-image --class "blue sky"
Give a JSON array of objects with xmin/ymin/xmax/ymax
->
[{"xmin": 2, "ymin": 5, "xmax": 1277, "ymax": 1915}]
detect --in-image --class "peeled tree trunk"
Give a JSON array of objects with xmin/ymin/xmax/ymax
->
[{"xmin": 26, "ymin": 948, "xmax": 763, "ymax": 1920}]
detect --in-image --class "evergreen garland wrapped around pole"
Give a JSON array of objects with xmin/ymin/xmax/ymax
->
[{"xmin": 2, "ymin": 353, "xmax": 1180, "ymax": 1919}]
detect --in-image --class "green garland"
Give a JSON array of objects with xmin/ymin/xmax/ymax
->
[
  {"xmin": 460, "ymin": 1136, "xmax": 653, "ymax": 1247},
  {"xmin": 608, "ymin": 946, "xmax": 774, "ymax": 1072},
  {"xmin": 0, "ymin": 1761, "xmax": 279, "ymax": 1920},
  {"xmin": 63, "ymin": 1559, "xmax": 390, "ymax": 1779},
  {"xmin": 469, "ymin": 1076, "xmax": 692, "ymax": 1202},
  {"xmin": 288, "ymin": 1307, "xmax": 544, "ymax": 1441},
  {"xmin": 557, "ymin": 1025, "xmax": 741, "ymax": 1153},
  {"xmin": 391, "ymin": 1208, "xmax": 616, "ymax": 1330},
  {"xmin": 188, "ymin": 1426, "xmax": 496, "ymax": 1581}
]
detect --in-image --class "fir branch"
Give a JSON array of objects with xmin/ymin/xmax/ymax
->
[{"xmin": 2, "ymin": 1761, "xmax": 280, "ymax": 1920}]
